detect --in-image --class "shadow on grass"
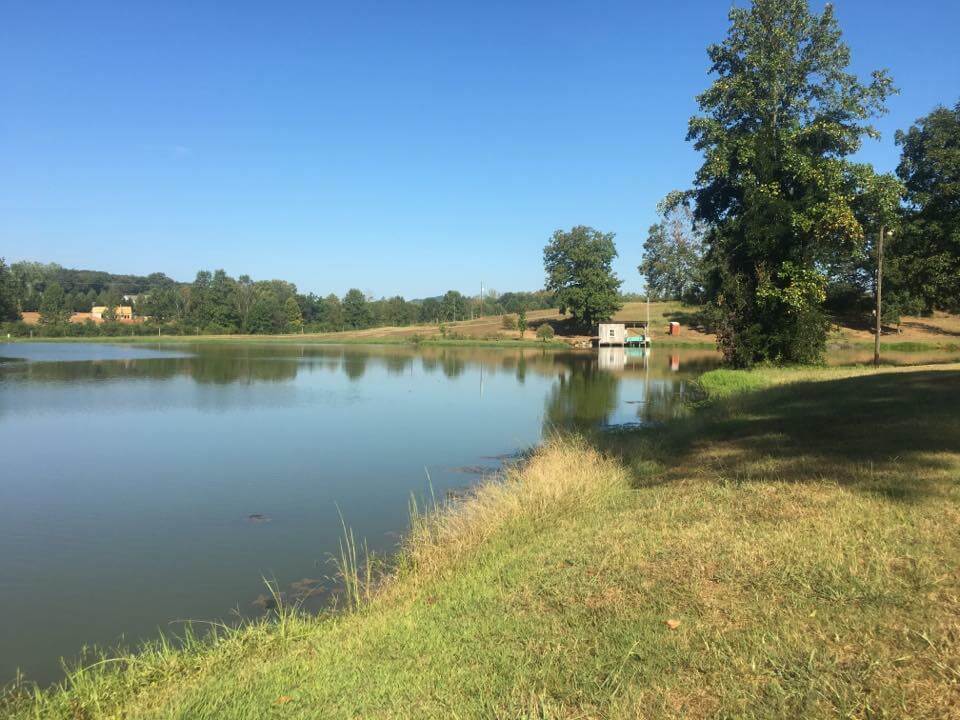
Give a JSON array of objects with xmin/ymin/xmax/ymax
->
[
  {"xmin": 598, "ymin": 369, "xmax": 960, "ymax": 502},
  {"xmin": 530, "ymin": 316, "xmax": 587, "ymax": 337},
  {"xmin": 900, "ymin": 319, "xmax": 960, "ymax": 338}
]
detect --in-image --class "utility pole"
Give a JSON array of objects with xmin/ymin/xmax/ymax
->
[
  {"xmin": 480, "ymin": 281, "xmax": 483, "ymax": 319},
  {"xmin": 646, "ymin": 292, "xmax": 651, "ymax": 340},
  {"xmin": 874, "ymin": 226, "xmax": 885, "ymax": 368}
]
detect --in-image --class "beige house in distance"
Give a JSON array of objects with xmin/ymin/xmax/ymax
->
[{"xmin": 91, "ymin": 306, "xmax": 134, "ymax": 321}]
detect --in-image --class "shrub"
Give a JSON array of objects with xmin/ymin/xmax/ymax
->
[
  {"xmin": 536, "ymin": 324, "xmax": 555, "ymax": 342},
  {"xmin": 501, "ymin": 315, "xmax": 517, "ymax": 330}
]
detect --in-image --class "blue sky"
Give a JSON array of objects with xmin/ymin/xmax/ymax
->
[{"xmin": 2, "ymin": 1, "xmax": 958, "ymax": 298}]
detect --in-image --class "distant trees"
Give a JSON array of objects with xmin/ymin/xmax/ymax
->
[
  {"xmin": 639, "ymin": 197, "xmax": 706, "ymax": 302},
  {"xmin": 543, "ymin": 226, "xmax": 622, "ymax": 329},
  {"xmin": 686, "ymin": 0, "xmax": 894, "ymax": 366},
  {"xmin": 891, "ymin": 101, "xmax": 960, "ymax": 313},
  {"xmin": 142, "ymin": 286, "xmax": 181, "ymax": 324},
  {"xmin": 440, "ymin": 290, "xmax": 468, "ymax": 322},
  {"xmin": 342, "ymin": 289, "xmax": 372, "ymax": 329},
  {"xmin": 494, "ymin": 291, "xmax": 555, "ymax": 315},
  {"xmin": 6, "ymin": 262, "xmax": 178, "ymax": 314},
  {"xmin": 381, "ymin": 296, "xmax": 418, "ymax": 327},
  {"xmin": 284, "ymin": 296, "xmax": 303, "ymax": 332},
  {"xmin": 2, "ymin": 258, "xmax": 572, "ymax": 340},
  {"xmin": 319, "ymin": 294, "xmax": 344, "ymax": 331},
  {"xmin": 39, "ymin": 282, "xmax": 70, "ymax": 324},
  {"xmin": 234, "ymin": 275, "xmax": 256, "ymax": 331},
  {"xmin": 247, "ymin": 293, "xmax": 285, "ymax": 334},
  {"xmin": 0, "ymin": 259, "xmax": 19, "ymax": 321}
]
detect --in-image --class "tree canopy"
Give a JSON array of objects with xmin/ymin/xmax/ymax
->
[
  {"xmin": 2, "ymin": 260, "xmax": 565, "ymax": 338},
  {"xmin": 0, "ymin": 258, "xmax": 20, "ymax": 322},
  {"xmin": 687, "ymin": 0, "xmax": 895, "ymax": 366},
  {"xmin": 39, "ymin": 282, "xmax": 70, "ymax": 325},
  {"xmin": 543, "ymin": 226, "xmax": 623, "ymax": 329},
  {"xmin": 638, "ymin": 198, "xmax": 706, "ymax": 302},
  {"xmin": 891, "ymin": 100, "xmax": 960, "ymax": 312}
]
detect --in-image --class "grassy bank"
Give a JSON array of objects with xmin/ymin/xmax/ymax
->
[{"xmin": 5, "ymin": 363, "xmax": 959, "ymax": 718}]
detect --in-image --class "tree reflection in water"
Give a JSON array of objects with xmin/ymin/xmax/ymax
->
[{"xmin": 0, "ymin": 343, "xmax": 722, "ymax": 430}]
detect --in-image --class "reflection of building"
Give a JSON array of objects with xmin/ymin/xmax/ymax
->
[{"xmin": 598, "ymin": 346, "xmax": 627, "ymax": 371}]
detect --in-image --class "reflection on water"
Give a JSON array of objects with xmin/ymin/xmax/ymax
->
[
  {"xmin": 3, "ymin": 339, "xmax": 955, "ymax": 685},
  {"xmin": 0, "ymin": 341, "xmax": 728, "ymax": 685}
]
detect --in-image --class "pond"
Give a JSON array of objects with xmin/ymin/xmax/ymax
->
[
  {"xmin": 0, "ymin": 341, "xmax": 718, "ymax": 685},
  {"xmin": 2, "ymin": 340, "xmax": 957, "ymax": 685}
]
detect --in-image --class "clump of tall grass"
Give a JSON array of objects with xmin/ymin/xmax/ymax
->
[
  {"xmin": 333, "ymin": 509, "xmax": 377, "ymax": 612},
  {"xmin": 398, "ymin": 436, "xmax": 627, "ymax": 580}
]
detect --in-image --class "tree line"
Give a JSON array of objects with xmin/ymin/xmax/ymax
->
[
  {"xmin": 0, "ymin": 260, "xmax": 557, "ymax": 336},
  {"xmin": 633, "ymin": 0, "xmax": 959, "ymax": 366}
]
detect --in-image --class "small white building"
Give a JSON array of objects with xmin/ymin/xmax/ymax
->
[{"xmin": 598, "ymin": 323, "xmax": 626, "ymax": 346}]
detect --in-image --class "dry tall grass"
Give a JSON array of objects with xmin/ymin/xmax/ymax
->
[{"xmin": 404, "ymin": 437, "xmax": 627, "ymax": 579}]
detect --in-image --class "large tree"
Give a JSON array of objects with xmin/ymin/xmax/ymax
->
[
  {"xmin": 543, "ymin": 226, "xmax": 622, "ymax": 329},
  {"xmin": 688, "ymin": 0, "xmax": 894, "ymax": 366},
  {"xmin": 892, "ymin": 100, "xmax": 960, "ymax": 312}
]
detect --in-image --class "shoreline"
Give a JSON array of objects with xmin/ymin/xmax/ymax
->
[
  {"xmin": 5, "ymin": 361, "xmax": 959, "ymax": 718},
  {"xmin": 5, "ymin": 333, "xmax": 960, "ymax": 353}
]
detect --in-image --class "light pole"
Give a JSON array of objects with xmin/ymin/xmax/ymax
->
[{"xmin": 874, "ymin": 227, "xmax": 893, "ymax": 368}]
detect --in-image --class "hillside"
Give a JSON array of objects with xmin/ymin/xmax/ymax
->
[{"xmin": 293, "ymin": 301, "xmax": 960, "ymax": 350}]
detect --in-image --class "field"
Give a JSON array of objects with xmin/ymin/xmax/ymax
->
[
  {"xmin": 306, "ymin": 302, "xmax": 960, "ymax": 349},
  {"xmin": 5, "ymin": 361, "xmax": 959, "ymax": 719},
  {"xmin": 8, "ymin": 302, "xmax": 960, "ymax": 351}
]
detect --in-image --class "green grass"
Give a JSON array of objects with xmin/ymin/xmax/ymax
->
[
  {"xmin": 832, "ymin": 339, "xmax": 960, "ymax": 352},
  {"xmin": 4, "ymin": 363, "xmax": 959, "ymax": 719}
]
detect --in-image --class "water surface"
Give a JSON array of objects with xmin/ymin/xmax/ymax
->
[{"xmin": 0, "ymin": 342, "xmax": 717, "ymax": 684}]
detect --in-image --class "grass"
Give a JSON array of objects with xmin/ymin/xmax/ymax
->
[
  {"xmin": 9, "ymin": 303, "xmax": 960, "ymax": 352},
  {"xmin": 4, "ymin": 363, "xmax": 960, "ymax": 718},
  {"xmin": 852, "ymin": 340, "xmax": 960, "ymax": 353}
]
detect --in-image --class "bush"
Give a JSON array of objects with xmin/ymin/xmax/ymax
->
[
  {"xmin": 501, "ymin": 315, "xmax": 517, "ymax": 330},
  {"xmin": 536, "ymin": 324, "xmax": 555, "ymax": 342},
  {"xmin": 1, "ymin": 321, "xmax": 29, "ymax": 337}
]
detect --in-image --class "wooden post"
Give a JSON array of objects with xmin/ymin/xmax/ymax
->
[{"xmin": 874, "ymin": 226, "xmax": 884, "ymax": 368}]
